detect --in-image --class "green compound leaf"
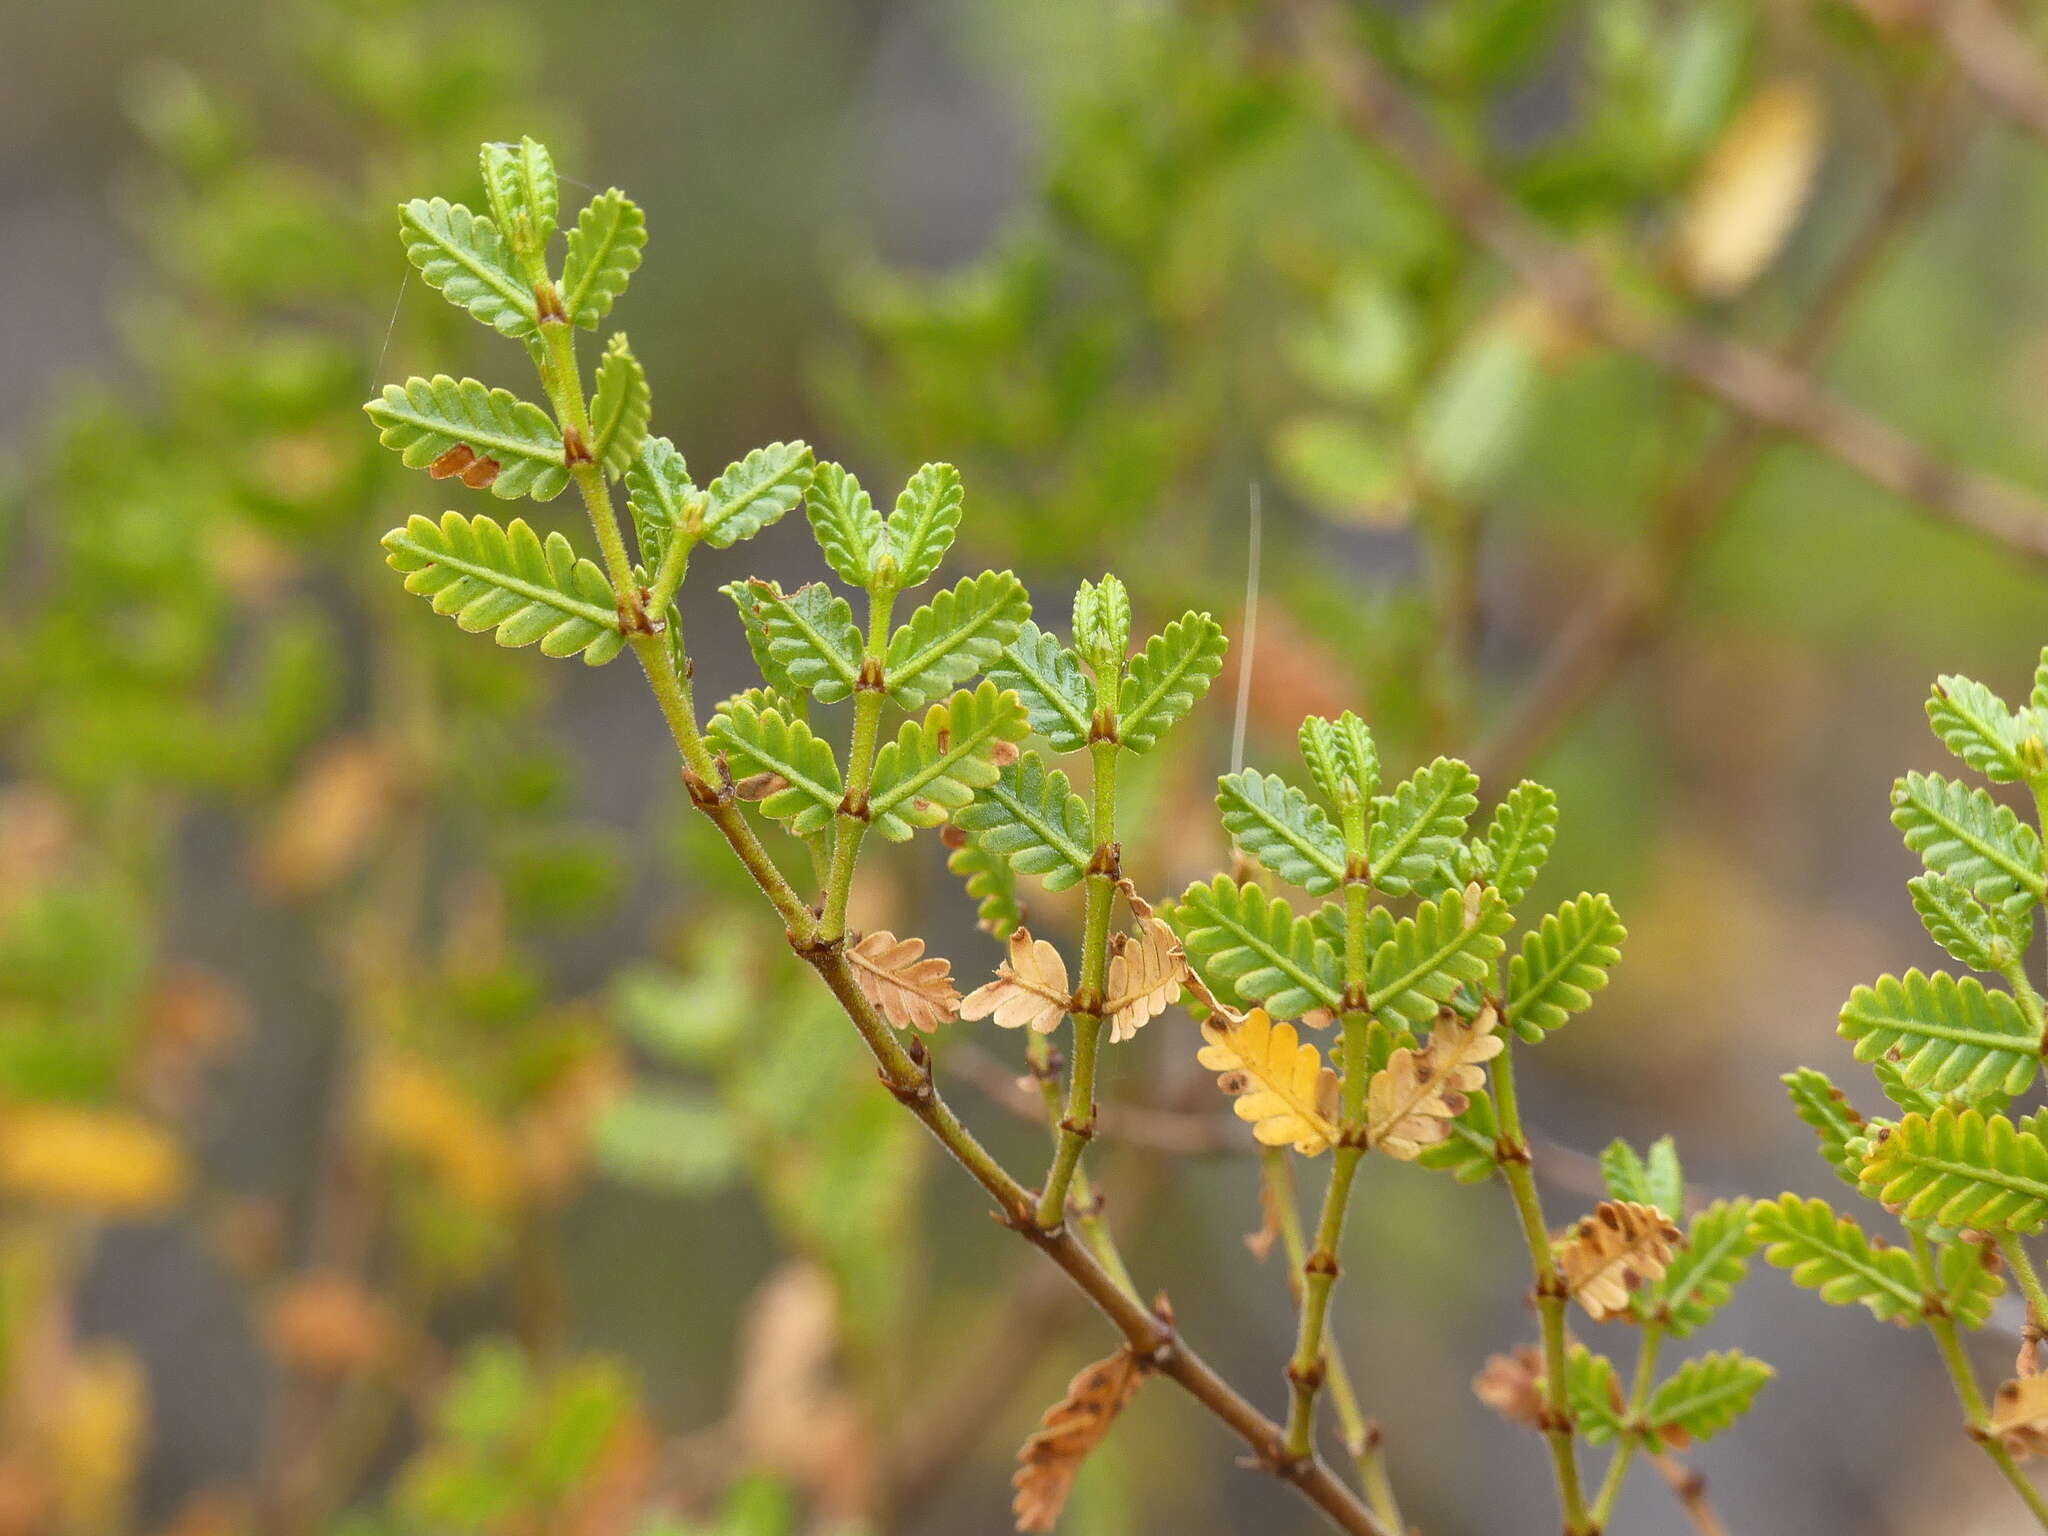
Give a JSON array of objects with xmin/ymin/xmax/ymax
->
[
  {"xmin": 704, "ymin": 441, "xmax": 815, "ymax": 550},
  {"xmin": 807, "ymin": 462, "xmax": 886, "ymax": 588},
  {"xmin": 707, "ymin": 694, "xmax": 843, "ymax": 838},
  {"xmin": 1643, "ymin": 1352, "xmax": 1773, "ymax": 1449},
  {"xmin": 1836, "ymin": 969, "xmax": 2039, "ymax": 1101},
  {"xmin": 1928, "ymin": 674, "xmax": 2033, "ymax": 784},
  {"xmin": 1480, "ymin": 781, "xmax": 1558, "ymax": 906},
  {"xmin": 866, "ymin": 680, "xmax": 1028, "ymax": 840},
  {"xmin": 953, "ymin": 751, "xmax": 1092, "ymax": 893},
  {"xmin": 944, "ymin": 827, "xmax": 1024, "ymax": 938},
  {"xmin": 886, "ymin": 570, "xmax": 1032, "ymax": 709},
  {"xmin": 560, "ymin": 188, "xmax": 647, "ymax": 329},
  {"xmin": 1167, "ymin": 876, "xmax": 1342, "ymax": 1019},
  {"xmin": 1369, "ymin": 757, "xmax": 1479, "ymax": 898},
  {"xmin": 626, "ymin": 436, "xmax": 696, "ymax": 568},
  {"xmin": 1414, "ymin": 1087, "xmax": 1498, "ymax": 1183},
  {"xmin": 1299, "ymin": 712, "xmax": 1381, "ymax": 811},
  {"xmin": 1554, "ymin": 1346, "xmax": 1627, "ymax": 1447},
  {"xmin": 1367, "ymin": 885, "xmax": 1511, "ymax": 1031},
  {"xmin": 398, "ymin": 198, "xmax": 535, "ymax": 338},
  {"xmin": 1892, "ymin": 771, "xmax": 2044, "ymax": 918},
  {"xmin": 1940, "ymin": 1236, "xmax": 2007, "ymax": 1330},
  {"xmin": 989, "ymin": 623, "xmax": 1096, "ymax": 753},
  {"xmin": 480, "ymin": 136, "xmax": 557, "ymax": 254},
  {"xmin": 1871, "ymin": 1059, "xmax": 1945, "ymax": 1116},
  {"xmin": 1505, "ymin": 892, "xmax": 1627, "ymax": 1042},
  {"xmin": 381, "ymin": 512, "xmax": 623, "ymax": 664},
  {"xmin": 589, "ymin": 333, "xmax": 650, "ymax": 480},
  {"xmin": 1783, "ymin": 1068, "xmax": 1868, "ymax": 1186},
  {"xmin": 1909, "ymin": 873, "xmax": 2028, "ymax": 974},
  {"xmin": 1648, "ymin": 1200, "xmax": 1757, "ymax": 1336},
  {"xmin": 1859, "ymin": 1107, "xmax": 2048, "ymax": 1233},
  {"xmin": 1073, "ymin": 574, "xmax": 1133, "ymax": 675},
  {"xmin": 1119, "ymin": 612, "xmax": 1227, "ymax": 753},
  {"xmin": 719, "ymin": 582, "xmax": 798, "ymax": 702},
  {"xmin": 1600, "ymin": 1136, "xmax": 1683, "ymax": 1217},
  {"xmin": 883, "ymin": 461, "xmax": 964, "ymax": 589},
  {"xmin": 1217, "ymin": 770, "xmax": 1347, "ymax": 895},
  {"xmin": 1749, "ymin": 1194, "xmax": 1924, "ymax": 1326},
  {"xmin": 734, "ymin": 580, "xmax": 861, "ymax": 705},
  {"xmin": 364, "ymin": 375, "xmax": 568, "ymax": 501}
]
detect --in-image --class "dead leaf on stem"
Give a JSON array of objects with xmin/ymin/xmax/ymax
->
[
  {"xmin": 960, "ymin": 928, "xmax": 1071, "ymax": 1034},
  {"xmin": 847, "ymin": 930, "xmax": 961, "ymax": 1033},
  {"xmin": 1366, "ymin": 1004, "xmax": 1502, "ymax": 1160},
  {"xmin": 1012, "ymin": 1346, "xmax": 1146, "ymax": 1532},
  {"xmin": 1558, "ymin": 1200, "xmax": 1682, "ymax": 1322},
  {"xmin": 1101, "ymin": 915, "xmax": 1185, "ymax": 1042}
]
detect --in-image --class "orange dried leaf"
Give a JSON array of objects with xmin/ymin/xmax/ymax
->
[
  {"xmin": 1559, "ymin": 1200, "xmax": 1682, "ymax": 1322},
  {"xmin": 960, "ymin": 928, "xmax": 1071, "ymax": 1034},
  {"xmin": 1366, "ymin": 1004, "xmax": 1503, "ymax": 1161},
  {"xmin": 1992, "ymin": 1373, "xmax": 2048, "ymax": 1458},
  {"xmin": 1012, "ymin": 1346, "xmax": 1145, "ymax": 1532},
  {"xmin": 848, "ymin": 930, "xmax": 962, "ymax": 1033},
  {"xmin": 1195, "ymin": 1008, "xmax": 1339, "ymax": 1155},
  {"xmin": 1101, "ymin": 915, "xmax": 1185, "ymax": 1042},
  {"xmin": 1473, "ymin": 1345, "xmax": 1546, "ymax": 1431}
]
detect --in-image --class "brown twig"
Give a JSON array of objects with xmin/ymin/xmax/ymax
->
[
  {"xmin": 1282, "ymin": 0, "xmax": 2048, "ymax": 571},
  {"xmin": 1474, "ymin": 59, "xmax": 1964, "ymax": 785},
  {"xmin": 1649, "ymin": 1450, "xmax": 1731, "ymax": 1536}
]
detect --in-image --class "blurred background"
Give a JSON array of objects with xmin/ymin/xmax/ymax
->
[{"xmin": 7, "ymin": 0, "xmax": 2048, "ymax": 1531}]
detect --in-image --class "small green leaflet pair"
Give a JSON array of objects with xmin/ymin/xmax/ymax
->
[{"xmin": 1761, "ymin": 653, "xmax": 2048, "ymax": 1413}]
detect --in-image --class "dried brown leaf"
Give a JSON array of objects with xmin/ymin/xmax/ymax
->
[
  {"xmin": 1674, "ymin": 78, "xmax": 1825, "ymax": 298},
  {"xmin": 1559, "ymin": 1200, "xmax": 1682, "ymax": 1322},
  {"xmin": 1473, "ymin": 1345, "xmax": 1546, "ymax": 1431},
  {"xmin": 1101, "ymin": 915, "xmax": 1185, "ymax": 1043},
  {"xmin": 1195, "ymin": 1008, "xmax": 1339, "ymax": 1155},
  {"xmin": 264, "ymin": 1273, "xmax": 394, "ymax": 1379},
  {"xmin": 1012, "ymin": 1346, "xmax": 1145, "ymax": 1532},
  {"xmin": 848, "ymin": 930, "xmax": 961, "ymax": 1033},
  {"xmin": 960, "ymin": 928, "xmax": 1071, "ymax": 1034},
  {"xmin": 1366, "ymin": 1005, "xmax": 1502, "ymax": 1160},
  {"xmin": 1992, "ymin": 1373, "xmax": 2048, "ymax": 1458}
]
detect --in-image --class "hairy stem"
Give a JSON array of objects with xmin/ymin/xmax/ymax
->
[
  {"xmin": 1589, "ymin": 1323, "xmax": 1664, "ymax": 1526},
  {"xmin": 1915, "ymin": 1234, "xmax": 2048, "ymax": 1529},
  {"xmin": 1494, "ymin": 1039, "xmax": 1592, "ymax": 1534},
  {"xmin": 1038, "ymin": 739, "xmax": 1120, "ymax": 1228}
]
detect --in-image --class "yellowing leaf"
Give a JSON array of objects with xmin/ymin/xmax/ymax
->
[
  {"xmin": 1012, "ymin": 1346, "xmax": 1146, "ymax": 1532},
  {"xmin": 1674, "ymin": 78, "xmax": 1824, "ymax": 298},
  {"xmin": 847, "ymin": 930, "xmax": 962, "ymax": 1033},
  {"xmin": 1367, "ymin": 1004, "xmax": 1503, "ymax": 1160},
  {"xmin": 1559, "ymin": 1200, "xmax": 1683, "ymax": 1322},
  {"xmin": 1102, "ymin": 914, "xmax": 1186, "ymax": 1043},
  {"xmin": 960, "ymin": 928, "xmax": 1072, "ymax": 1034},
  {"xmin": 0, "ymin": 1105, "xmax": 188, "ymax": 1216},
  {"xmin": 1196, "ymin": 1008, "xmax": 1339, "ymax": 1155},
  {"xmin": 1472, "ymin": 1345, "xmax": 1546, "ymax": 1430},
  {"xmin": 1992, "ymin": 1373, "xmax": 2048, "ymax": 1458}
]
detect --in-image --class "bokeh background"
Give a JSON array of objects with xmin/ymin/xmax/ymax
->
[{"xmin": 9, "ymin": 0, "xmax": 2048, "ymax": 1532}]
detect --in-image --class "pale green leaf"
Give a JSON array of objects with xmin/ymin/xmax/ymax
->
[
  {"xmin": 560, "ymin": 188, "xmax": 646, "ymax": 329},
  {"xmin": 707, "ymin": 694, "xmax": 843, "ymax": 837},
  {"xmin": 1414, "ymin": 1087, "xmax": 1499, "ymax": 1182},
  {"xmin": 1167, "ymin": 876, "xmax": 1342, "ymax": 1019},
  {"xmin": 1482, "ymin": 781, "xmax": 1558, "ymax": 906},
  {"xmin": 1782, "ymin": 1068, "xmax": 1866, "ymax": 1186},
  {"xmin": 732, "ymin": 580, "xmax": 861, "ymax": 704},
  {"xmin": 381, "ymin": 512, "xmax": 623, "ymax": 663},
  {"xmin": 1749, "ymin": 1194, "xmax": 1923, "ymax": 1325},
  {"xmin": 1643, "ymin": 1352, "xmax": 1772, "ymax": 1448},
  {"xmin": 953, "ymin": 751, "xmax": 1092, "ymax": 893},
  {"xmin": 1892, "ymin": 771, "xmax": 2043, "ymax": 918},
  {"xmin": 364, "ymin": 374, "xmax": 567, "ymax": 501},
  {"xmin": 627, "ymin": 436, "xmax": 696, "ymax": 568},
  {"xmin": 704, "ymin": 441, "xmax": 815, "ymax": 550},
  {"xmin": 1119, "ymin": 612, "xmax": 1227, "ymax": 752},
  {"xmin": 1928, "ymin": 674, "xmax": 2032, "ymax": 784},
  {"xmin": 807, "ymin": 462, "xmax": 886, "ymax": 587},
  {"xmin": 989, "ymin": 623, "xmax": 1096, "ymax": 752},
  {"xmin": 1837, "ymin": 969, "xmax": 2038, "ymax": 1100},
  {"xmin": 1369, "ymin": 757, "xmax": 1479, "ymax": 897},
  {"xmin": 1910, "ymin": 873, "xmax": 2025, "ymax": 974},
  {"xmin": 398, "ymin": 197, "xmax": 535, "ymax": 337},
  {"xmin": 1217, "ymin": 770, "xmax": 1347, "ymax": 895},
  {"xmin": 1940, "ymin": 1236, "xmax": 2006, "ymax": 1330},
  {"xmin": 480, "ymin": 136, "xmax": 556, "ymax": 254},
  {"xmin": 1648, "ymin": 1200, "xmax": 1756, "ymax": 1336},
  {"xmin": 1073, "ymin": 574, "xmax": 1132, "ymax": 674},
  {"xmin": 866, "ymin": 680, "xmax": 1027, "ymax": 840},
  {"xmin": 886, "ymin": 569, "xmax": 1032, "ymax": 709},
  {"xmin": 1505, "ymin": 892, "xmax": 1626, "ymax": 1041},
  {"xmin": 589, "ymin": 333, "xmax": 649, "ymax": 480},
  {"xmin": 1299, "ymin": 712, "xmax": 1380, "ymax": 807},
  {"xmin": 883, "ymin": 461, "xmax": 963, "ymax": 588},
  {"xmin": 1860, "ymin": 1107, "xmax": 2048, "ymax": 1233},
  {"xmin": 1367, "ymin": 885, "xmax": 1511, "ymax": 1030},
  {"xmin": 945, "ymin": 827, "xmax": 1025, "ymax": 938}
]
